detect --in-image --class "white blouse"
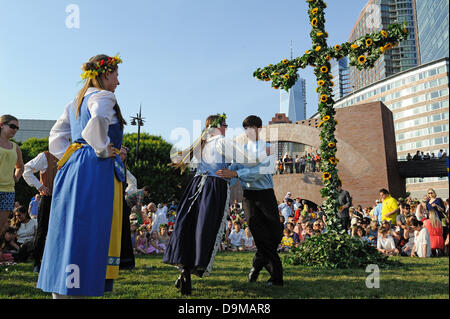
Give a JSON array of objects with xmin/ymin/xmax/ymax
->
[{"xmin": 49, "ymin": 88, "xmax": 118, "ymax": 159}]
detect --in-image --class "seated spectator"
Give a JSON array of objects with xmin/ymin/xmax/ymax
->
[
  {"xmin": 415, "ymin": 199, "xmax": 427, "ymax": 221},
  {"xmin": 353, "ymin": 226, "xmax": 368, "ymax": 243},
  {"xmin": 280, "ymin": 228, "xmax": 294, "ymax": 252},
  {"xmin": 147, "ymin": 231, "xmax": 164, "ymax": 254},
  {"xmin": 410, "ymin": 218, "xmax": 431, "ymax": 258},
  {"xmin": 135, "ymin": 227, "xmax": 148, "ymax": 254},
  {"xmin": 286, "ymin": 222, "xmax": 300, "ymax": 245},
  {"xmin": 377, "ymin": 226, "xmax": 399, "ymax": 256},
  {"xmin": 312, "ymin": 220, "xmax": 322, "ymax": 236},
  {"xmin": 228, "ymin": 221, "xmax": 245, "ymax": 252},
  {"xmin": 158, "ymin": 224, "xmax": 170, "ymax": 250},
  {"xmin": 14, "ymin": 206, "xmax": 38, "ymax": 262},
  {"xmin": 366, "ymin": 221, "xmax": 378, "ymax": 247},
  {"xmin": 423, "ymin": 209, "xmax": 444, "ymax": 256},
  {"xmin": 0, "ymin": 227, "xmax": 20, "ymax": 263},
  {"xmin": 243, "ymin": 228, "xmax": 256, "ymax": 251},
  {"xmin": 130, "ymin": 222, "xmax": 138, "ymax": 254}
]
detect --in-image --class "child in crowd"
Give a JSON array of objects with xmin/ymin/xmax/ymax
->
[
  {"xmin": 135, "ymin": 227, "xmax": 148, "ymax": 254},
  {"xmin": 243, "ymin": 227, "xmax": 256, "ymax": 251},
  {"xmin": 158, "ymin": 224, "xmax": 170, "ymax": 251},
  {"xmin": 280, "ymin": 228, "xmax": 294, "ymax": 252},
  {"xmin": 366, "ymin": 221, "xmax": 378, "ymax": 247},
  {"xmin": 130, "ymin": 222, "xmax": 138, "ymax": 254},
  {"xmin": 228, "ymin": 221, "xmax": 245, "ymax": 252},
  {"xmin": 147, "ymin": 231, "xmax": 163, "ymax": 254}
]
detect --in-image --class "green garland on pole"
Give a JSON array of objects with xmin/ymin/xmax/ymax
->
[{"xmin": 254, "ymin": 0, "xmax": 408, "ymax": 234}]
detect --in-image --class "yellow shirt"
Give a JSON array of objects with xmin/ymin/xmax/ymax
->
[
  {"xmin": 281, "ymin": 236, "xmax": 294, "ymax": 247},
  {"xmin": 381, "ymin": 195, "xmax": 398, "ymax": 225},
  {"xmin": 0, "ymin": 142, "xmax": 17, "ymax": 192}
]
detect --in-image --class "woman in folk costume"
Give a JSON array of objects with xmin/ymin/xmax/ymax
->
[
  {"xmin": 37, "ymin": 54, "xmax": 127, "ymax": 298},
  {"xmin": 163, "ymin": 114, "xmax": 269, "ymax": 295}
]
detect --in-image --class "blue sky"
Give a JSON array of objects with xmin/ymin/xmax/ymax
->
[{"xmin": 0, "ymin": 0, "xmax": 368, "ymax": 148}]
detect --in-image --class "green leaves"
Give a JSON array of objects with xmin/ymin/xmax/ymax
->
[{"xmin": 284, "ymin": 233, "xmax": 399, "ymax": 269}]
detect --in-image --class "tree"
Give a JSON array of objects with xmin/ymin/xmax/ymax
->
[{"xmin": 122, "ymin": 133, "xmax": 191, "ymax": 205}]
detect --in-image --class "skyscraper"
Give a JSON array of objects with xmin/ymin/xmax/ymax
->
[
  {"xmin": 415, "ymin": 0, "xmax": 449, "ymax": 64},
  {"xmin": 280, "ymin": 76, "xmax": 307, "ymax": 122},
  {"xmin": 330, "ymin": 57, "xmax": 352, "ymax": 100},
  {"xmin": 348, "ymin": 0, "xmax": 420, "ymax": 92}
]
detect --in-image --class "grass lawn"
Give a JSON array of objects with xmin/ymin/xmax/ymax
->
[{"xmin": 0, "ymin": 251, "xmax": 448, "ymax": 299}]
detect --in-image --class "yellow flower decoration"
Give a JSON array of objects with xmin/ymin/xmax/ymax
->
[
  {"xmin": 322, "ymin": 172, "xmax": 332, "ymax": 181},
  {"xmin": 320, "ymin": 95, "xmax": 328, "ymax": 103},
  {"xmin": 351, "ymin": 44, "xmax": 359, "ymax": 49},
  {"xmin": 282, "ymin": 59, "xmax": 289, "ymax": 64},
  {"xmin": 328, "ymin": 142, "xmax": 336, "ymax": 148},
  {"xmin": 317, "ymin": 32, "xmax": 324, "ymax": 37},
  {"xmin": 311, "ymin": 18, "xmax": 318, "ymax": 26},
  {"xmin": 380, "ymin": 30, "xmax": 388, "ymax": 38},
  {"xmin": 329, "ymin": 74, "xmax": 334, "ymax": 79},
  {"xmin": 81, "ymin": 70, "xmax": 99, "ymax": 80},
  {"xmin": 305, "ymin": 50, "xmax": 311, "ymax": 54},
  {"xmin": 365, "ymin": 38, "xmax": 373, "ymax": 47},
  {"xmin": 283, "ymin": 74, "xmax": 290, "ymax": 79},
  {"xmin": 261, "ymin": 72, "xmax": 267, "ymax": 77},
  {"xmin": 272, "ymin": 72, "xmax": 280, "ymax": 76},
  {"xmin": 268, "ymin": 64, "xmax": 273, "ymax": 67},
  {"xmin": 322, "ymin": 115, "xmax": 330, "ymax": 121},
  {"xmin": 358, "ymin": 55, "xmax": 367, "ymax": 64},
  {"xmin": 315, "ymin": 46, "xmax": 321, "ymax": 51},
  {"xmin": 326, "ymin": 55, "xmax": 331, "ymax": 61},
  {"xmin": 384, "ymin": 43, "xmax": 393, "ymax": 51},
  {"xmin": 264, "ymin": 78, "xmax": 271, "ymax": 81},
  {"xmin": 325, "ymin": 32, "xmax": 329, "ymax": 37},
  {"xmin": 329, "ymin": 157, "xmax": 338, "ymax": 165},
  {"xmin": 379, "ymin": 47, "xmax": 385, "ymax": 54},
  {"xmin": 320, "ymin": 66, "xmax": 328, "ymax": 73},
  {"xmin": 317, "ymin": 121, "xmax": 324, "ymax": 128},
  {"xmin": 330, "ymin": 81, "xmax": 335, "ymax": 87},
  {"xmin": 311, "ymin": 8, "xmax": 319, "ymax": 14},
  {"xmin": 334, "ymin": 44, "xmax": 341, "ymax": 51},
  {"xmin": 288, "ymin": 65, "xmax": 296, "ymax": 68},
  {"xmin": 317, "ymin": 80, "xmax": 325, "ymax": 86},
  {"xmin": 273, "ymin": 86, "xmax": 279, "ymax": 90}
]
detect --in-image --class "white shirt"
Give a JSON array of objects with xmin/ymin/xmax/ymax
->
[
  {"xmin": 414, "ymin": 228, "xmax": 432, "ymax": 258},
  {"xmin": 151, "ymin": 208, "xmax": 168, "ymax": 233},
  {"xmin": 228, "ymin": 229, "xmax": 245, "ymax": 246},
  {"xmin": 49, "ymin": 88, "xmax": 118, "ymax": 159},
  {"xmin": 244, "ymin": 235, "xmax": 254, "ymax": 248},
  {"xmin": 17, "ymin": 218, "xmax": 38, "ymax": 244},
  {"xmin": 23, "ymin": 152, "xmax": 48, "ymax": 190},
  {"xmin": 377, "ymin": 235, "xmax": 396, "ymax": 251}
]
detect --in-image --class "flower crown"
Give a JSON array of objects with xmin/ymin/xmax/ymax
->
[
  {"xmin": 81, "ymin": 55, "xmax": 123, "ymax": 80},
  {"xmin": 208, "ymin": 113, "xmax": 227, "ymax": 129}
]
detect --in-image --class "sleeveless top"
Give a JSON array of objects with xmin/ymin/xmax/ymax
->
[{"xmin": 0, "ymin": 142, "xmax": 17, "ymax": 192}]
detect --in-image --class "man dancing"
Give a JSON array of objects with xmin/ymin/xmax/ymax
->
[{"xmin": 217, "ymin": 115, "xmax": 284, "ymax": 286}]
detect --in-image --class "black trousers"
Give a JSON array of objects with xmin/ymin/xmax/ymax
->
[
  {"xmin": 243, "ymin": 188, "xmax": 283, "ymax": 283},
  {"xmin": 32, "ymin": 195, "xmax": 52, "ymax": 267},
  {"xmin": 120, "ymin": 193, "xmax": 135, "ymax": 270}
]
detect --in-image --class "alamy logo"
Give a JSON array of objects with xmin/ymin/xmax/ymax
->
[
  {"xmin": 65, "ymin": 4, "xmax": 80, "ymax": 29},
  {"xmin": 365, "ymin": 264, "xmax": 380, "ymax": 288},
  {"xmin": 66, "ymin": 264, "xmax": 80, "ymax": 289},
  {"xmin": 365, "ymin": 4, "xmax": 381, "ymax": 30}
]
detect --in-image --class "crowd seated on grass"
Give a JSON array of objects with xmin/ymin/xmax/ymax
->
[{"xmin": 1, "ymin": 188, "xmax": 449, "ymax": 267}]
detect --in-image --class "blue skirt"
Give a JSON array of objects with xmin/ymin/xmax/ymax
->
[
  {"xmin": 163, "ymin": 175, "xmax": 230, "ymax": 277},
  {"xmin": 36, "ymin": 146, "xmax": 116, "ymax": 296}
]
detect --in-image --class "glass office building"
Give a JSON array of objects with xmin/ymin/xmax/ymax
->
[
  {"xmin": 280, "ymin": 76, "xmax": 307, "ymax": 122},
  {"xmin": 348, "ymin": 0, "xmax": 420, "ymax": 92},
  {"xmin": 331, "ymin": 57, "xmax": 352, "ymax": 100},
  {"xmin": 415, "ymin": 0, "xmax": 449, "ymax": 64},
  {"xmin": 334, "ymin": 58, "xmax": 449, "ymax": 199}
]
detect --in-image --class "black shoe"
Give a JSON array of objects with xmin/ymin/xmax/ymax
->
[
  {"xmin": 180, "ymin": 269, "xmax": 192, "ymax": 295},
  {"xmin": 248, "ymin": 268, "xmax": 260, "ymax": 282}
]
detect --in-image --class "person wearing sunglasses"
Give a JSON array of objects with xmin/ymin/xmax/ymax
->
[
  {"xmin": 0, "ymin": 114, "xmax": 24, "ymax": 236},
  {"xmin": 426, "ymin": 188, "xmax": 445, "ymax": 221}
]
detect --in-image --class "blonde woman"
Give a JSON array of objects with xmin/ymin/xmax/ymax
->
[
  {"xmin": 423, "ymin": 209, "xmax": 444, "ymax": 255},
  {"xmin": 0, "ymin": 115, "xmax": 24, "ymax": 235},
  {"xmin": 37, "ymin": 54, "xmax": 126, "ymax": 298}
]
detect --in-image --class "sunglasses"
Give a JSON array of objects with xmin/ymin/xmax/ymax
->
[{"xmin": 5, "ymin": 123, "xmax": 19, "ymax": 130}]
